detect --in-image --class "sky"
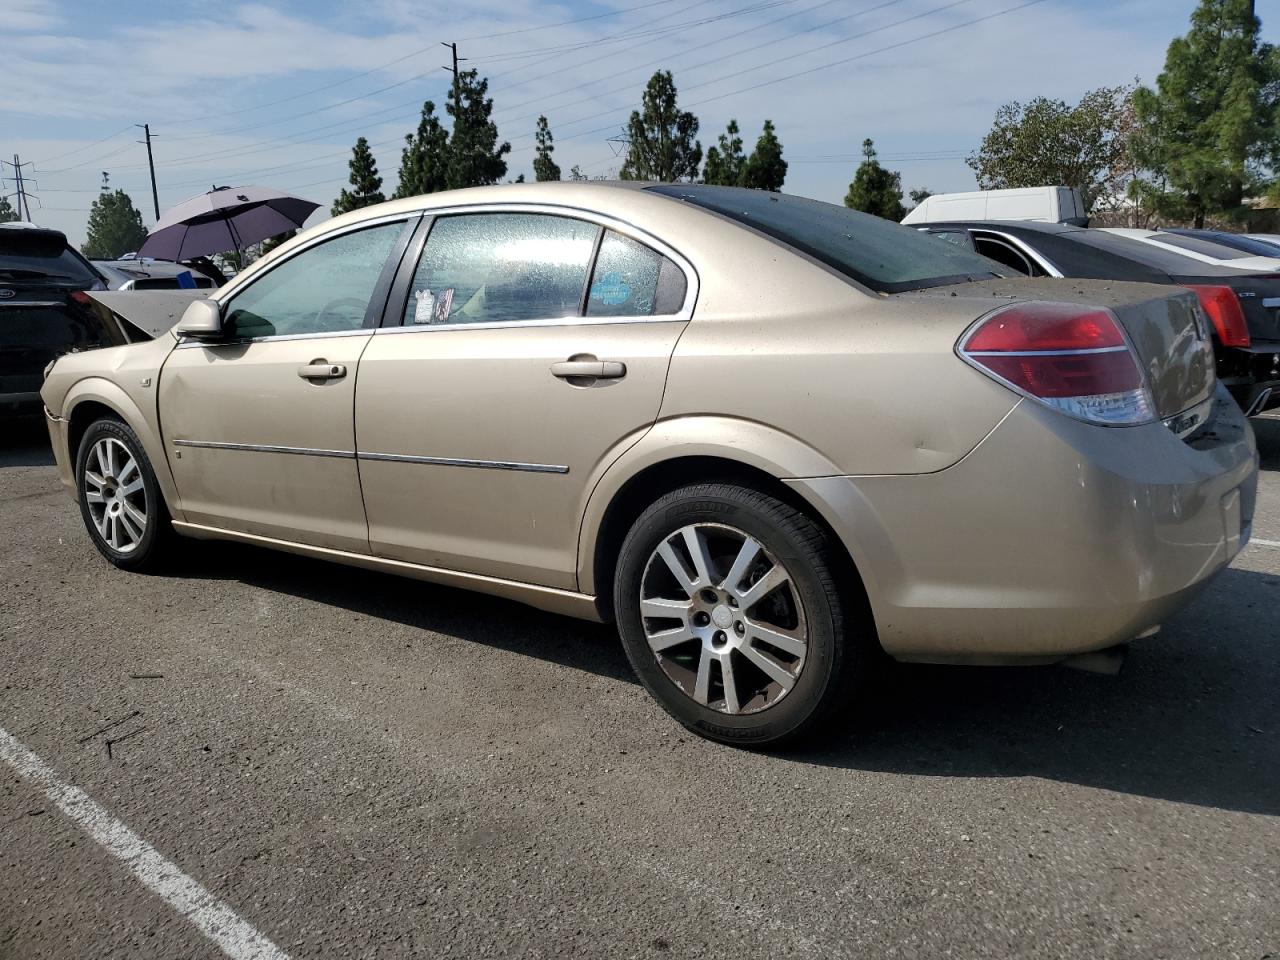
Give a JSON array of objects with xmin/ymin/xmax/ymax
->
[{"xmin": 1, "ymin": 0, "xmax": 1228, "ymax": 247}]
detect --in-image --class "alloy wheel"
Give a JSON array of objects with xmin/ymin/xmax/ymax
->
[
  {"xmin": 639, "ymin": 523, "xmax": 808, "ymax": 714},
  {"xmin": 83, "ymin": 437, "xmax": 148, "ymax": 554}
]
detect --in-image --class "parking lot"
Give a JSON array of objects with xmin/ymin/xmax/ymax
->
[{"xmin": 1, "ymin": 415, "xmax": 1277, "ymax": 960}]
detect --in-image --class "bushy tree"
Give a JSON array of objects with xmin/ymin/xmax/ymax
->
[
  {"xmin": 908, "ymin": 188, "xmax": 934, "ymax": 206},
  {"xmin": 967, "ymin": 85, "xmax": 1136, "ymax": 211},
  {"xmin": 446, "ymin": 70, "xmax": 510, "ymax": 189},
  {"xmin": 620, "ymin": 70, "xmax": 701, "ymax": 182},
  {"xmin": 844, "ymin": 140, "xmax": 905, "ymax": 221},
  {"xmin": 568, "ymin": 165, "xmax": 588, "ymax": 181},
  {"xmin": 0, "ymin": 195, "xmax": 17, "ymax": 223},
  {"xmin": 394, "ymin": 100, "xmax": 449, "ymax": 199},
  {"xmin": 81, "ymin": 174, "xmax": 147, "ymax": 259},
  {"xmin": 702, "ymin": 120, "xmax": 746, "ymax": 186},
  {"xmin": 331, "ymin": 137, "xmax": 385, "ymax": 216},
  {"xmin": 260, "ymin": 230, "xmax": 296, "ymax": 257},
  {"xmin": 532, "ymin": 115, "xmax": 561, "ymax": 182},
  {"xmin": 741, "ymin": 119, "xmax": 787, "ymax": 191},
  {"xmin": 1132, "ymin": 0, "xmax": 1279, "ymax": 226}
]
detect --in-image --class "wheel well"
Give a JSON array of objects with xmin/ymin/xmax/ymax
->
[
  {"xmin": 591, "ymin": 455, "xmax": 866, "ymax": 622},
  {"xmin": 67, "ymin": 401, "xmax": 120, "ymax": 463}
]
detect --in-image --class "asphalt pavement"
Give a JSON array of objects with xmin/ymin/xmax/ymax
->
[{"xmin": 1, "ymin": 414, "xmax": 1277, "ymax": 960}]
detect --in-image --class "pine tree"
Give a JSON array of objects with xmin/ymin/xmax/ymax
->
[
  {"xmin": 446, "ymin": 70, "xmax": 510, "ymax": 189},
  {"xmin": 1133, "ymin": 0, "xmax": 1279, "ymax": 225},
  {"xmin": 331, "ymin": 137, "xmax": 385, "ymax": 216},
  {"xmin": 620, "ymin": 71, "xmax": 702, "ymax": 182},
  {"xmin": 532, "ymin": 115, "xmax": 561, "ymax": 182},
  {"xmin": 394, "ymin": 100, "xmax": 449, "ymax": 199},
  {"xmin": 81, "ymin": 173, "xmax": 147, "ymax": 259},
  {"xmin": 844, "ymin": 140, "xmax": 906, "ymax": 221},
  {"xmin": 702, "ymin": 120, "xmax": 746, "ymax": 186},
  {"xmin": 741, "ymin": 119, "xmax": 787, "ymax": 191},
  {"xmin": 0, "ymin": 195, "xmax": 17, "ymax": 223}
]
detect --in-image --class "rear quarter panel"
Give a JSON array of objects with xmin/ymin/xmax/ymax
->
[{"xmin": 657, "ymin": 253, "xmax": 1020, "ymax": 477}]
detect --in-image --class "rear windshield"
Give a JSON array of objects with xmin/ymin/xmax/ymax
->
[
  {"xmin": 1061, "ymin": 229, "xmax": 1243, "ymax": 277},
  {"xmin": 1143, "ymin": 232, "xmax": 1251, "ymax": 260},
  {"xmin": 1165, "ymin": 230, "xmax": 1280, "ymax": 258},
  {"xmin": 648, "ymin": 185, "xmax": 1005, "ymax": 293},
  {"xmin": 0, "ymin": 229, "xmax": 100, "ymax": 285}
]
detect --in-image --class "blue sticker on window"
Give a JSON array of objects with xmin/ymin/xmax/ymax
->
[{"xmin": 590, "ymin": 271, "xmax": 631, "ymax": 306}]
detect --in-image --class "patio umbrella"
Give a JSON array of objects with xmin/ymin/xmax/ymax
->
[{"xmin": 137, "ymin": 185, "xmax": 320, "ymax": 261}]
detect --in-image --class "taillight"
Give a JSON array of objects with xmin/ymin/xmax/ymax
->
[
  {"xmin": 1187, "ymin": 285, "xmax": 1250, "ymax": 347},
  {"xmin": 958, "ymin": 301, "xmax": 1154, "ymax": 426},
  {"xmin": 69, "ymin": 290, "xmax": 91, "ymax": 306}
]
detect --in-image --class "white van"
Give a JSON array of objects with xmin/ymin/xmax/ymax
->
[{"xmin": 901, "ymin": 187, "xmax": 1088, "ymax": 226}]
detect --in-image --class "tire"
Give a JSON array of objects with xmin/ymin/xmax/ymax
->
[
  {"xmin": 613, "ymin": 482, "xmax": 871, "ymax": 747},
  {"xmin": 75, "ymin": 417, "xmax": 177, "ymax": 572}
]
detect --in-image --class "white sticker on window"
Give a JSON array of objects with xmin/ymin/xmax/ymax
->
[{"xmin": 413, "ymin": 289, "xmax": 436, "ymax": 324}]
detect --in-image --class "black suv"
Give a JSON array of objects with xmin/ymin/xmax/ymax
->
[{"xmin": 1, "ymin": 225, "xmax": 125, "ymax": 416}]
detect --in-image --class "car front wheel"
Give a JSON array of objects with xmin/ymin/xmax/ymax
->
[
  {"xmin": 614, "ymin": 482, "xmax": 869, "ymax": 746},
  {"xmin": 75, "ymin": 417, "xmax": 175, "ymax": 572}
]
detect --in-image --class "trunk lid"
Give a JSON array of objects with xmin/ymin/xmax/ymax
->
[{"xmin": 918, "ymin": 277, "xmax": 1216, "ymax": 420}]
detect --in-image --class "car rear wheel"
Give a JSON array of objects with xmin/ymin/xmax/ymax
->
[
  {"xmin": 614, "ymin": 482, "xmax": 869, "ymax": 746},
  {"xmin": 75, "ymin": 418, "xmax": 175, "ymax": 572}
]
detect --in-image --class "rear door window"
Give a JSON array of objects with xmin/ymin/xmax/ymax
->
[{"xmin": 404, "ymin": 213, "xmax": 597, "ymax": 326}]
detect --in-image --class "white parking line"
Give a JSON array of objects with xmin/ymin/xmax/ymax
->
[
  {"xmin": 1251, "ymin": 538, "xmax": 1280, "ymax": 548},
  {"xmin": 0, "ymin": 725, "xmax": 288, "ymax": 960}
]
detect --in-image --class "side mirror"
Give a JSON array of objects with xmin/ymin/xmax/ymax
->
[{"xmin": 175, "ymin": 299, "xmax": 223, "ymax": 339}]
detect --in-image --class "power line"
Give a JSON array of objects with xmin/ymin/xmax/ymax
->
[
  {"xmin": 512, "ymin": 0, "xmax": 1049, "ymax": 155},
  {"xmin": 500, "ymin": 0, "xmax": 962, "ymax": 143},
  {"xmin": 159, "ymin": 0, "xmax": 688, "ymax": 130},
  {"xmin": 36, "ymin": 141, "xmax": 138, "ymax": 174},
  {"xmin": 30, "ymin": 126, "xmax": 134, "ymax": 166}
]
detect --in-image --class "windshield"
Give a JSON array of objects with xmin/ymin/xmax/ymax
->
[{"xmin": 648, "ymin": 185, "xmax": 1006, "ymax": 293}]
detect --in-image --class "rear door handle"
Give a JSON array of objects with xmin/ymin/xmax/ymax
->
[
  {"xmin": 297, "ymin": 361, "xmax": 347, "ymax": 381},
  {"xmin": 550, "ymin": 359, "xmax": 627, "ymax": 380}
]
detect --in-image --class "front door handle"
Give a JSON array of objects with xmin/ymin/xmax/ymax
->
[
  {"xmin": 297, "ymin": 360, "xmax": 347, "ymax": 381},
  {"xmin": 550, "ymin": 359, "xmax": 627, "ymax": 380}
]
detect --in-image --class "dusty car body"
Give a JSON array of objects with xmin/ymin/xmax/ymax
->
[{"xmin": 40, "ymin": 183, "xmax": 1259, "ymax": 744}]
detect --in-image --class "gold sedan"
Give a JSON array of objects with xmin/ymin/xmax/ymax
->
[{"xmin": 40, "ymin": 183, "xmax": 1258, "ymax": 745}]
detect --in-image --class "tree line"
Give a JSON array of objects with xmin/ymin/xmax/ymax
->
[{"xmin": 329, "ymin": 67, "xmax": 790, "ymax": 217}]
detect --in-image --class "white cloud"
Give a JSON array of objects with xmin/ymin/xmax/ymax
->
[{"xmin": 9, "ymin": 0, "xmax": 60, "ymax": 31}]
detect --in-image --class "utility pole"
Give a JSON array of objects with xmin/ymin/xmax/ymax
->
[
  {"xmin": 441, "ymin": 42, "xmax": 467, "ymax": 105},
  {"xmin": 10, "ymin": 155, "xmax": 31, "ymax": 221},
  {"xmin": 137, "ymin": 123, "xmax": 160, "ymax": 221}
]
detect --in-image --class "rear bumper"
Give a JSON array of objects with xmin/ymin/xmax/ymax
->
[{"xmin": 791, "ymin": 385, "xmax": 1258, "ymax": 664}]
